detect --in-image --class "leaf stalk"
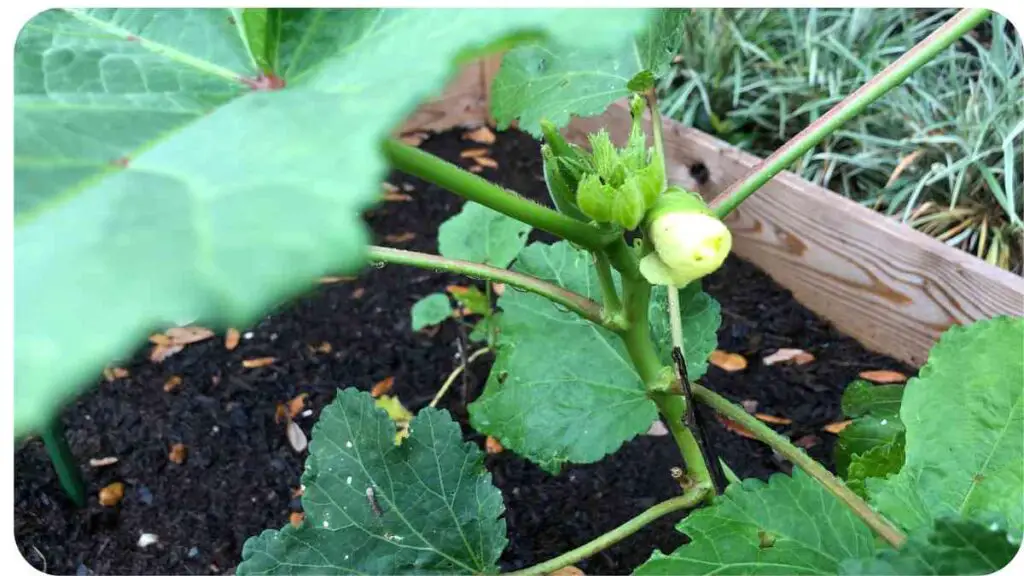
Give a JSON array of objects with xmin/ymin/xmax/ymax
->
[
  {"xmin": 691, "ymin": 383, "xmax": 908, "ymax": 549},
  {"xmin": 709, "ymin": 8, "xmax": 992, "ymax": 219}
]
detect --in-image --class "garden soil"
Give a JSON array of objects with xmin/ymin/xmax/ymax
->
[{"xmin": 14, "ymin": 126, "xmax": 916, "ymax": 575}]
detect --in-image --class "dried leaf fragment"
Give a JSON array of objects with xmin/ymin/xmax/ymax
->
[
  {"xmin": 383, "ymin": 191, "xmax": 414, "ymax": 202},
  {"xmin": 485, "ymin": 436, "xmax": 504, "ymax": 454},
  {"xmin": 740, "ymin": 399, "xmax": 758, "ymax": 413},
  {"xmin": 469, "ymin": 165, "xmax": 484, "ymax": 174},
  {"xmin": 793, "ymin": 435, "xmax": 821, "ymax": 449},
  {"xmin": 225, "ymin": 328, "xmax": 240, "ymax": 351},
  {"xmin": 287, "ymin": 393, "xmax": 309, "ymax": 419},
  {"xmin": 754, "ymin": 413, "xmax": 793, "ymax": 425},
  {"xmin": 858, "ymin": 370, "xmax": 907, "ymax": 383},
  {"xmin": 886, "ymin": 149, "xmax": 925, "ymax": 186},
  {"xmin": 460, "ymin": 147, "xmax": 490, "ymax": 158},
  {"xmin": 89, "ymin": 456, "xmax": 119, "ymax": 468},
  {"xmin": 315, "ymin": 341, "xmax": 333, "ymax": 354},
  {"xmin": 289, "ymin": 511, "xmax": 305, "ymax": 528},
  {"xmin": 168, "ymin": 443, "xmax": 187, "ymax": 464},
  {"xmin": 550, "ymin": 567, "xmax": 585, "ymax": 576},
  {"xmin": 163, "ymin": 375, "xmax": 182, "ymax": 393},
  {"xmin": 472, "ymin": 156, "xmax": 498, "ymax": 169},
  {"xmin": 103, "ymin": 367, "xmax": 130, "ymax": 382},
  {"xmin": 149, "ymin": 343, "xmax": 184, "ymax": 363},
  {"xmin": 646, "ymin": 420, "xmax": 669, "ymax": 436},
  {"xmin": 709, "ymin": 350, "xmax": 748, "ymax": 372},
  {"xmin": 274, "ymin": 404, "xmax": 288, "ymax": 425},
  {"xmin": 242, "ymin": 357, "xmax": 276, "ymax": 369},
  {"xmin": 384, "ymin": 232, "xmax": 417, "ymax": 244},
  {"xmin": 371, "ymin": 376, "xmax": 395, "ymax": 398},
  {"xmin": 464, "ymin": 126, "xmax": 496, "ymax": 144},
  {"xmin": 287, "ymin": 420, "xmax": 308, "ymax": 453},
  {"xmin": 399, "ymin": 132, "xmax": 428, "ymax": 146},
  {"xmin": 762, "ymin": 348, "xmax": 815, "ymax": 366},
  {"xmin": 822, "ymin": 420, "xmax": 853, "ymax": 434},
  {"xmin": 715, "ymin": 414, "xmax": 756, "ymax": 439},
  {"xmin": 166, "ymin": 326, "xmax": 215, "ymax": 345},
  {"xmin": 99, "ymin": 482, "xmax": 125, "ymax": 507}
]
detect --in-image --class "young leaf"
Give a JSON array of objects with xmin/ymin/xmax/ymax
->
[
  {"xmin": 635, "ymin": 469, "xmax": 877, "ymax": 575},
  {"xmin": 835, "ymin": 379, "xmax": 906, "ymax": 476},
  {"xmin": 447, "ymin": 285, "xmax": 490, "ymax": 316},
  {"xmin": 411, "ymin": 293, "xmax": 453, "ymax": 331},
  {"xmin": 491, "ymin": 9, "xmax": 686, "ymax": 135},
  {"xmin": 438, "ymin": 202, "xmax": 532, "ymax": 269},
  {"xmin": 238, "ymin": 388, "xmax": 507, "ymax": 574},
  {"xmin": 839, "ymin": 515, "xmax": 1020, "ymax": 575},
  {"xmin": 649, "ymin": 283, "xmax": 721, "ymax": 381},
  {"xmin": 841, "ymin": 380, "xmax": 904, "ymax": 419},
  {"xmin": 868, "ymin": 316, "xmax": 1024, "ymax": 535},
  {"xmin": 469, "ymin": 242, "xmax": 657, "ymax": 473},
  {"xmin": 575, "ymin": 173, "xmax": 615, "ymax": 223},
  {"xmin": 15, "ymin": 8, "xmax": 647, "ymax": 437},
  {"xmin": 835, "ymin": 416, "xmax": 905, "ymax": 477},
  {"xmin": 846, "ymin": 435, "xmax": 906, "ymax": 498}
]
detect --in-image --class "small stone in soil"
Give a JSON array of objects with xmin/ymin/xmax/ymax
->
[
  {"xmin": 137, "ymin": 533, "xmax": 159, "ymax": 548},
  {"xmin": 136, "ymin": 485, "xmax": 153, "ymax": 505},
  {"xmin": 187, "ymin": 547, "xmax": 199, "ymax": 559}
]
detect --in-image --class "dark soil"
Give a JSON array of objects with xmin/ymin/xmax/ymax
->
[{"xmin": 14, "ymin": 126, "xmax": 916, "ymax": 576}]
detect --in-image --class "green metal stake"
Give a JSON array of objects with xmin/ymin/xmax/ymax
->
[{"xmin": 40, "ymin": 418, "xmax": 86, "ymax": 507}]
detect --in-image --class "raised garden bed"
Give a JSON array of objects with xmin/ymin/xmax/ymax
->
[{"xmin": 14, "ymin": 126, "xmax": 918, "ymax": 575}]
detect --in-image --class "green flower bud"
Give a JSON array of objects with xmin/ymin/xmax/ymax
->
[
  {"xmin": 541, "ymin": 144, "xmax": 589, "ymax": 221},
  {"xmin": 588, "ymin": 130, "xmax": 625, "ymax": 187},
  {"xmin": 631, "ymin": 161, "xmax": 664, "ymax": 208},
  {"xmin": 639, "ymin": 188, "xmax": 731, "ymax": 287},
  {"xmin": 576, "ymin": 173, "xmax": 615, "ymax": 223},
  {"xmin": 612, "ymin": 180, "xmax": 646, "ymax": 230}
]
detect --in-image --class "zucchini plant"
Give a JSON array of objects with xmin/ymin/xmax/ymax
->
[{"xmin": 14, "ymin": 7, "xmax": 1022, "ymax": 575}]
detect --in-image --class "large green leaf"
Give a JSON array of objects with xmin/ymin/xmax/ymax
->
[
  {"xmin": 491, "ymin": 9, "xmax": 686, "ymax": 135},
  {"xmin": 438, "ymin": 202, "xmax": 532, "ymax": 268},
  {"xmin": 14, "ymin": 8, "xmax": 651, "ymax": 435},
  {"xmin": 868, "ymin": 316, "xmax": 1024, "ymax": 535},
  {"xmin": 635, "ymin": 469, "xmax": 878, "ymax": 575},
  {"xmin": 468, "ymin": 241, "xmax": 657, "ymax": 473},
  {"xmin": 649, "ymin": 283, "xmax": 721, "ymax": 381},
  {"xmin": 238, "ymin": 388, "xmax": 507, "ymax": 574},
  {"xmin": 839, "ymin": 515, "xmax": 1021, "ymax": 575}
]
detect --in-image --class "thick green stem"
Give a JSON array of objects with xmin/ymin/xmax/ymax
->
[
  {"xmin": 593, "ymin": 251, "xmax": 622, "ymax": 316},
  {"xmin": 41, "ymin": 418, "xmax": 85, "ymax": 507},
  {"xmin": 654, "ymin": 394, "xmax": 713, "ymax": 496},
  {"xmin": 508, "ymin": 484, "xmax": 712, "ymax": 576},
  {"xmin": 619, "ymin": 278, "xmax": 661, "ymax": 384},
  {"xmin": 692, "ymin": 383, "xmax": 908, "ymax": 549},
  {"xmin": 605, "ymin": 237, "xmax": 640, "ymax": 280},
  {"xmin": 709, "ymin": 8, "xmax": 991, "ymax": 219},
  {"xmin": 368, "ymin": 246, "xmax": 622, "ymax": 331},
  {"xmin": 382, "ymin": 140, "xmax": 617, "ymax": 250}
]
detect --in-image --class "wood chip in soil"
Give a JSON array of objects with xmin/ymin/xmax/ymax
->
[{"xmin": 858, "ymin": 370, "xmax": 907, "ymax": 383}]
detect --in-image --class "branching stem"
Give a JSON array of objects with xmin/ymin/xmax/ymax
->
[
  {"xmin": 367, "ymin": 246, "xmax": 621, "ymax": 331},
  {"xmin": 507, "ymin": 484, "xmax": 712, "ymax": 576},
  {"xmin": 382, "ymin": 140, "xmax": 618, "ymax": 250}
]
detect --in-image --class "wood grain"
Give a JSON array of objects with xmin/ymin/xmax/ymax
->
[
  {"xmin": 396, "ymin": 61, "xmax": 489, "ymax": 135},
  {"xmin": 565, "ymin": 100, "xmax": 1024, "ymax": 366}
]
